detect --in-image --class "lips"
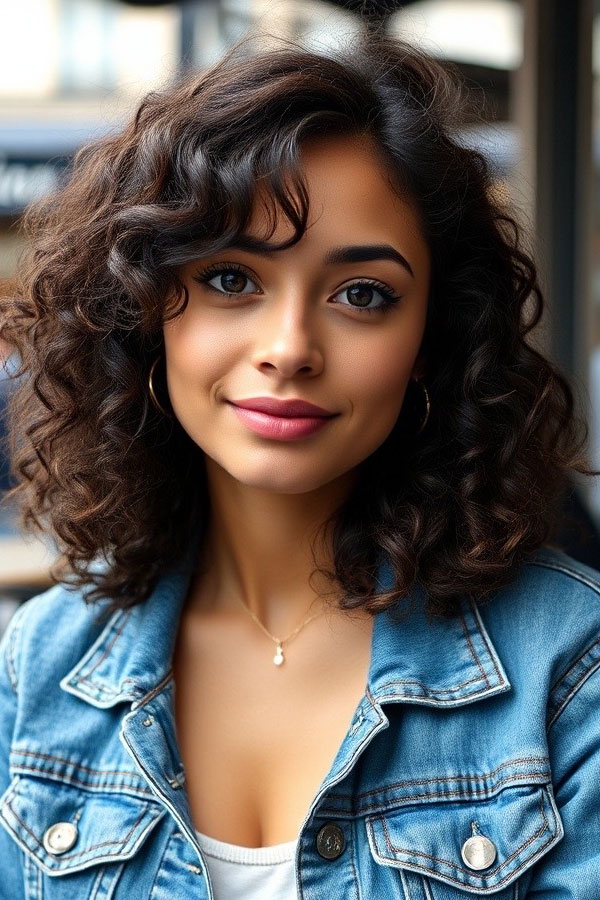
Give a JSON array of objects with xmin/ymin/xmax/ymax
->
[
  {"xmin": 228, "ymin": 402, "xmax": 336, "ymax": 441},
  {"xmin": 228, "ymin": 397, "xmax": 335, "ymax": 417}
]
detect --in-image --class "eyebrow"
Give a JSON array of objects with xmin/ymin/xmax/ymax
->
[{"xmin": 219, "ymin": 236, "xmax": 415, "ymax": 278}]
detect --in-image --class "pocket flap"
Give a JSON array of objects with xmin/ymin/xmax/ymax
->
[
  {"xmin": 365, "ymin": 783, "xmax": 564, "ymax": 894},
  {"xmin": 0, "ymin": 774, "xmax": 166, "ymax": 875}
]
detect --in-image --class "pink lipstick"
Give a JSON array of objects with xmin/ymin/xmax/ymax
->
[{"xmin": 227, "ymin": 397, "xmax": 338, "ymax": 441}]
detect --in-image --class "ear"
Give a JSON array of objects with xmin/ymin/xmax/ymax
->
[{"xmin": 411, "ymin": 353, "xmax": 427, "ymax": 381}]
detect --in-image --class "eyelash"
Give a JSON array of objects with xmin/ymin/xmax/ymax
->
[{"xmin": 192, "ymin": 262, "xmax": 403, "ymax": 316}]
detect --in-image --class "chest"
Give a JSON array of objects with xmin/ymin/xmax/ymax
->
[{"xmin": 171, "ymin": 606, "xmax": 374, "ymax": 848}]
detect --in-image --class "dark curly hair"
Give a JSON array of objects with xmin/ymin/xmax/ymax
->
[{"xmin": 1, "ymin": 29, "xmax": 597, "ymax": 622}]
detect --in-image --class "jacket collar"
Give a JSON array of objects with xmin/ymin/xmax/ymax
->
[{"xmin": 60, "ymin": 539, "xmax": 511, "ymax": 711}]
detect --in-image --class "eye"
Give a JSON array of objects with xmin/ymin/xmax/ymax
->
[
  {"xmin": 192, "ymin": 264, "xmax": 403, "ymax": 316},
  {"xmin": 193, "ymin": 263, "xmax": 259, "ymax": 296},
  {"xmin": 332, "ymin": 280, "xmax": 403, "ymax": 315}
]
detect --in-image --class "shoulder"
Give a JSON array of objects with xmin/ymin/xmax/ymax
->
[
  {"xmin": 0, "ymin": 575, "xmax": 113, "ymax": 693},
  {"xmin": 525, "ymin": 543, "xmax": 600, "ymax": 591},
  {"xmin": 479, "ymin": 542, "xmax": 600, "ymax": 627},
  {"xmin": 477, "ymin": 544, "xmax": 600, "ymax": 718},
  {"xmin": 498, "ymin": 543, "xmax": 600, "ymax": 622}
]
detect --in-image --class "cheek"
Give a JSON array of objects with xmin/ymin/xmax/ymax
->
[
  {"xmin": 343, "ymin": 331, "xmax": 416, "ymax": 414},
  {"xmin": 164, "ymin": 313, "xmax": 237, "ymax": 396}
]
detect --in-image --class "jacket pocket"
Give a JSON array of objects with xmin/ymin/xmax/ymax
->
[
  {"xmin": 365, "ymin": 782, "xmax": 564, "ymax": 897},
  {"xmin": 0, "ymin": 773, "xmax": 166, "ymax": 897}
]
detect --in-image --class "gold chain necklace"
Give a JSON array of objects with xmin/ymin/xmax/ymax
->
[{"xmin": 237, "ymin": 596, "xmax": 327, "ymax": 666}]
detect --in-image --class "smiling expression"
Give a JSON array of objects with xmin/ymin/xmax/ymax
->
[{"xmin": 163, "ymin": 133, "xmax": 431, "ymax": 495}]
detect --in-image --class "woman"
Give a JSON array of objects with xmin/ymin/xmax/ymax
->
[{"xmin": 0, "ymin": 28, "xmax": 599, "ymax": 900}]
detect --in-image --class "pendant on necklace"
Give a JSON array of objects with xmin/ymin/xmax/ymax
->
[{"xmin": 273, "ymin": 643, "xmax": 284, "ymax": 666}]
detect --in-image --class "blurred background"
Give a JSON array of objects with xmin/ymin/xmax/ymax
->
[{"xmin": 0, "ymin": 0, "xmax": 599, "ymax": 633}]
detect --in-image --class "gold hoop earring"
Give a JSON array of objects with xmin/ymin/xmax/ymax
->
[
  {"xmin": 413, "ymin": 378, "xmax": 430, "ymax": 435},
  {"xmin": 148, "ymin": 354, "xmax": 173, "ymax": 418}
]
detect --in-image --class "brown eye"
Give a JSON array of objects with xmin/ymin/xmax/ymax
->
[
  {"xmin": 332, "ymin": 280, "xmax": 403, "ymax": 315},
  {"xmin": 219, "ymin": 271, "xmax": 247, "ymax": 293},
  {"xmin": 193, "ymin": 264, "xmax": 260, "ymax": 296},
  {"xmin": 346, "ymin": 284, "xmax": 375, "ymax": 308}
]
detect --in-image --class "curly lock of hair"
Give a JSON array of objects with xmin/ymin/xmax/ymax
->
[{"xmin": 1, "ymin": 28, "xmax": 597, "ymax": 623}]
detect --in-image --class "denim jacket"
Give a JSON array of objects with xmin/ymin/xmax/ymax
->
[{"xmin": 1, "ymin": 541, "xmax": 600, "ymax": 899}]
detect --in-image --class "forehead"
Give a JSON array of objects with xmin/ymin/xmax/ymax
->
[{"xmin": 245, "ymin": 134, "xmax": 429, "ymax": 270}]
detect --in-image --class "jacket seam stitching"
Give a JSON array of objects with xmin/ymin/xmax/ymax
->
[
  {"xmin": 75, "ymin": 610, "xmax": 132, "ymax": 684},
  {"xmin": 5, "ymin": 603, "xmax": 28, "ymax": 695},
  {"xmin": 131, "ymin": 670, "xmax": 173, "ymax": 709},
  {"xmin": 11, "ymin": 749, "xmax": 143, "ymax": 777},
  {"xmin": 547, "ymin": 654, "xmax": 600, "ymax": 730},
  {"xmin": 347, "ymin": 758, "xmax": 550, "ymax": 798},
  {"xmin": 548, "ymin": 635, "xmax": 600, "ymax": 696},
  {"xmin": 23, "ymin": 850, "xmax": 43, "ymax": 900},
  {"xmin": 147, "ymin": 827, "xmax": 176, "ymax": 897},
  {"xmin": 376, "ymin": 788, "xmax": 550, "ymax": 888},
  {"xmin": 369, "ymin": 674, "xmax": 487, "ymax": 695},
  {"xmin": 89, "ymin": 866, "xmax": 105, "ymax": 900},
  {"xmin": 5, "ymin": 795, "xmax": 153, "ymax": 861},
  {"xmin": 458, "ymin": 607, "xmax": 490, "ymax": 687},
  {"xmin": 351, "ymin": 772, "xmax": 551, "ymax": 811},
  {"xmin": 349, "ymin": 819, "xmax": 362, "ymax": 900},
  {"xmin": 469, "ymin": 600, "xmax": 505, "ymax": 685},
  {"xmin": 528, "ymin": 558, "xmax": 600, "ymax": 596},
  {"xmin": 8, "ymin": 763, "xmax": 156, "ymax": 796}
]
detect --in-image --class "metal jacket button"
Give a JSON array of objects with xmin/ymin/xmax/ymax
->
[
  {"xmin": 461, "ymin": 834, "xmax": 497, "ymax": 870},
  {"xmin": 315, "ymin": 822, "xmax": 346, "ymax": 859},
  {"xmin": 42, "ymin": 822, "xmax": 78, "ymax": 855}
]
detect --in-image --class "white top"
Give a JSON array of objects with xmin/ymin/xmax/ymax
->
[{"xmin": 195, "ymin": 829, "xmax": 299, "ymax": 899}]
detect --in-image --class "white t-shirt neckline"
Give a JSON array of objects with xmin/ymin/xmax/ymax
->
[{"xmin": 195, "ymin": 828, "xmax": 298, "ymax": 865}]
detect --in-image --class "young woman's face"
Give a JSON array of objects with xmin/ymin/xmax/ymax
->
[{"xmin": 163, "ymin": 134, "xmax": 431, "ymax": 494}]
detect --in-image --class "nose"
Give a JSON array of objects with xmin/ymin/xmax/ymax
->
[{"xmin": 249, "ymin": 297, "xmax": 324, "ymax": 378}]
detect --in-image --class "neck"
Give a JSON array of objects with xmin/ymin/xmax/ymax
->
[{"xmin": 187, "ymin": 457, "xmax": 359, "ymax": 634}]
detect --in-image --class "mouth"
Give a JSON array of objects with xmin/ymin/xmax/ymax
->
[
  {"xmin": 226, "ymin": 401, "xmax": 338, "ymax": 441},
  {"xmin": 228, "ymin": 396, "xmax": 336, "ymax": 417}
]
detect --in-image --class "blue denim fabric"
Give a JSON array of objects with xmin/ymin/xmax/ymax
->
[{"xmin": 0, "ymin": 541, "xmax": 599, "ymax": 898}]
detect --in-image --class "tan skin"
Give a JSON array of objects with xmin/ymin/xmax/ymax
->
[{"xmin": 164, "ymin": 133, "xmax": 431, "ymax": 848}]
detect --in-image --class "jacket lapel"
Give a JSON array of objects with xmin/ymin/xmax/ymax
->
[
  {"xmin": 60, "ymin": 546, "xmax": 511, "ymax": 713},
  {"xmin": 58, "ymin": 541, "xmax": 511, "ymax": 863}
]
